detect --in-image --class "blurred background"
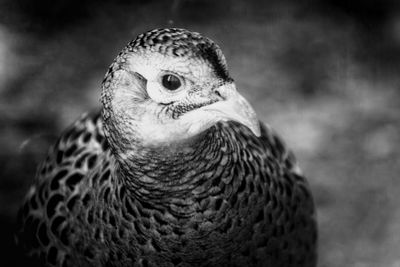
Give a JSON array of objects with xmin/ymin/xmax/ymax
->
[{"xmin": 1, "ymin": 0, "xmax": 400, "ymax": 266}]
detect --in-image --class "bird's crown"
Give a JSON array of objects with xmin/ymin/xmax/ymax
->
[{"xmin": 125, "ymin": 28, "xmax": 229, "ymax": 80}]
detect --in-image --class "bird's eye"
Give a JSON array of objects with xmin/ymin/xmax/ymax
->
[{"xmin": 161, "ymin": 74, "xmax": 181, "ymax": 91}]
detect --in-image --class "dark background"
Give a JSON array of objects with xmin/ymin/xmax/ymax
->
[{"xmin": 1, "ymin": 0, "xmax": 400, "ymax": 266}]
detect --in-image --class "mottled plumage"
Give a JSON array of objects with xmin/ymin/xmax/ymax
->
[{"xmin": 17, "ymin": 28, "xmax": 317, "ymax": 267}]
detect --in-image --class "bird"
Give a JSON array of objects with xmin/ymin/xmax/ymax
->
[{"xmin": 16, "ymin": 28, "xmax": 317, "ymax": 267}]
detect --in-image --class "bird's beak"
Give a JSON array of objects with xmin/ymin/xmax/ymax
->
[
  {"xmin": 181, "ymin": 83, "xmax": 261, "ymax": 137},
  {"xmin": 206, "ymin": 83, "xmax": 261, "ymax": 137}
]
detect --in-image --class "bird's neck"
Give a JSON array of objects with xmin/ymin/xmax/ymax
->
[{"xmin": 115, "ymin": 123, "xmax": 236, "ymax": 200}]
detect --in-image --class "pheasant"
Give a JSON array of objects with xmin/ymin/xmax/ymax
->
[{"xmin": 16, "ymin": 28, "xmax": 317, "ymax": 267}]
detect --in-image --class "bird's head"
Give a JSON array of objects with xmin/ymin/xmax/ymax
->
[{"xmin": 101, "ymin": 28, "xmax": 260, "ymax": 156}]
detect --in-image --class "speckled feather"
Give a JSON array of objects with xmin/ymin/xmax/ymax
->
[
  {"xmin": 16, "ymin": 28, "xmax": 317, "ymax": 267},
  {"xmin": 17, "ymin": 113, "xmax": 316, "ymax": 267}
]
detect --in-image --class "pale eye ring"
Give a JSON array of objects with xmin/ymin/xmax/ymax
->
[{"xmin": 161, "ymin": 74, "xmax": 182, "ymax": 91}]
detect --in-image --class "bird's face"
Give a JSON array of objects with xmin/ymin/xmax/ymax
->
[{"xmin": 101, "ymin": 28, "xmax": 260, "ymax": 153}]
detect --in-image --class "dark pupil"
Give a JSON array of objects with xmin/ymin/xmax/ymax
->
[{"xmin": 162, "ymin": 74, "xmax": 181, "ymax": 91}]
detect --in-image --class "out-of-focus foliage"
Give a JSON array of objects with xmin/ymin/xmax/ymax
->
[{"xmin": 1, "ymin": 0, "xmax": 400, "ymax": 266}]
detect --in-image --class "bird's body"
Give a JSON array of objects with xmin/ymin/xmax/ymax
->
[{"xmin": 17, "ymin": 28, "xmax": 317, "ymax": 267}]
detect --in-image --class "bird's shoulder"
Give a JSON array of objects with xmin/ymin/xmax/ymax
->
[
  {"xmin": 16, "ymin": 111, "xmax": 112, "ymax": 263},
  {"xmin": 260, "ymin": 121, "xmax": 314, "ymax": 201},
  {"xmin": 257, "ymin": 122, "xmax": 317, "ymax": 264},
  {"xmin": 34, "ymin": 111, "xmax": 109, "ymax": 194},
  {"xmin": 257, "ymin": 122, "xmax": 305, "ymax": 175},
  {"xmin": 219, "ymin": 120, "xmax": 315, "ymax": 214}
]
